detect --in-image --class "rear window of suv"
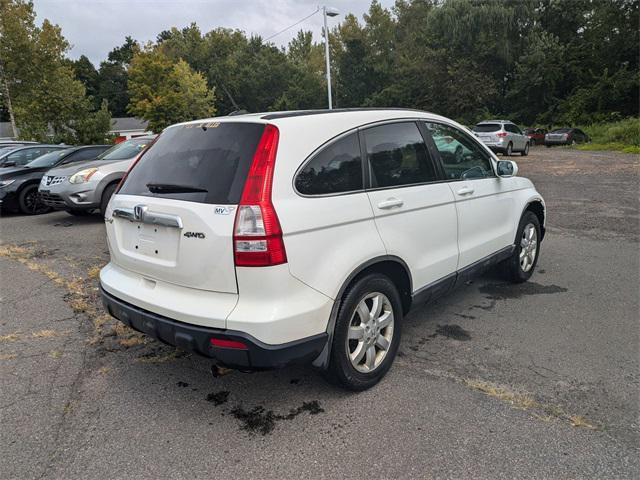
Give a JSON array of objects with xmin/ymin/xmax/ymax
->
[
  {"xmin": 119, "ymin": 122, "xmax": 265, "ymax": 205},
  {"xmin": 473, "ymin": 124, "xmax": 501, "ymax": 132}
]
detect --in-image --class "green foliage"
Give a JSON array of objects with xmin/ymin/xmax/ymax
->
[
  {"xmin": 578, "ymin": 118, "xmax": 640, "ymax": 151},
  {"xmin": 0, "ymin": 0, "xmax": 112, "ymax": 143},
  {"xmin": 127, "ymin": 48, "xmax": 215, "ymax": 132}
]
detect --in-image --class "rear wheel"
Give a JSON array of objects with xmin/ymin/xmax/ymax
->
[
  {"xmin": 505, "ymin": 142, "xmax": 513, "ymax": 156},
  {"xmin": 530, "ymin": 139, "xmax": 536, "ymax": 146},
  {"xmin": 100, "ymin": 183, "xmax": 118, "ymax": 215},
  {"xmin": 326, "ymin": 273, "xmax": 402, "ymax": 391},
  {"xmin": 520, "ymin": 142, "xmax": 529, "ymax": 156},
  {"xmin": 18, "ymin": 184, "xmax": 51, "ymax": 215},
  {"xmin": 502, "ymin": 211, "xmax": 541, "ymax": 283}
]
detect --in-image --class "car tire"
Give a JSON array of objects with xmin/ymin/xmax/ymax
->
[
  {"xmin": 545, "ymin": 144, "xmax": 551, "ymax": 148},
  {"xmin": 530, "ymin": 139, "xmax": 535, "ymax": 146},
  {"xmin": 100, "ymin": 183, "xmax": 118, "ymax": 215},
  {"xmin": 520, "ymin": 142, "xmax": 529, "ymax": 156},
  {"xmin": 502, "ymin": 211, "xmax": 541, "ymax": 284},
  {"xmin": 18, "ymin": 184, "xmax": 51, "ymax": 215},
  {"xmin": 325, "ymin": 273, "xmax": 402, "ymax": 391},
  {"xmin": 505, "ymin": 142, "xmax": 513, "ymax": 156}
]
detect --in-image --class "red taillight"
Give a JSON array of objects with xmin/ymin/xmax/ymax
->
[
  {"xmin": 233, "ymin": 124, "xmax": 287, "ymax": 267},
  {"xmin": 210, "ymin": 338, "xmax": 248, "ymax": 350},
  {"xmin": 496, "ymin": 132, "xmax": 508, "ymax": 137}
]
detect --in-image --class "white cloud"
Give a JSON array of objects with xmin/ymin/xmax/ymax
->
[{"xmin": 33, "ymin": 0, "xmax": 394, "ymax": 65}]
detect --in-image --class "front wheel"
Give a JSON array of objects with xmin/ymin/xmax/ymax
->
[
  {"xmin": 326, "ymin": 273, "xmax": 402, "ymax": 391},
  {"xmin": 501, "ymin": 211, "xmax": 541, "ymax": 283},
  {"xmin": 100, "ymin": 183, "xmax": 118, "ymax": 215},
  {"xmin": 18, "ymin": 185, "xmax": 51, "ymax": 215}
]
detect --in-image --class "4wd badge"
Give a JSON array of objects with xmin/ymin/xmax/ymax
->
[{"xmin": 184, "ymin": 232, "xmax": 205, "ymax": 239}]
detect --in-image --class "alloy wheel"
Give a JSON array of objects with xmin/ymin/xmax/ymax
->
[
  {"xmin": 519, "ymin": 223, "xmax": 538, "ymax": 272},
  {"xmin": 346, "ymin": 292, "xmax": 394, "ymax": 373}
]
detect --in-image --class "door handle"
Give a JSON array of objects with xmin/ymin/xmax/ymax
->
[
  {"xmin": 377, "ymin": 198, "xmax": 404, "ymax": 209},
  {"xmin": 457, "ymin": 186, "xmax": 474, "ymax": 196}
]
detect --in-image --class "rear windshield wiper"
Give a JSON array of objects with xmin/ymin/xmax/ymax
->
[{"xmin": 146, "ymin": 183, "xmax": 208, "ymax": 194}]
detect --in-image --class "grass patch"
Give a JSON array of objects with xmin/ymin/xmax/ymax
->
[
  {"xmin": 571, "ymin": 118, "xmax": 640, "ymax": 153},
  {"xmin": 464, "ymin": 378, "xmax": 599, "ymax": 430},
  {"xmin": 0, "ymin": 333, "xmax": 20, "ymax": 342},
  {"xmin": 32, "ymin": 329, "xmax": 63, "ymax": 338}
]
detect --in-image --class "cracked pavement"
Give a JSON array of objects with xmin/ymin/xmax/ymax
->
[{"xmin": 0, "ymin": 148, "xmax": 638, "ymax": 479}]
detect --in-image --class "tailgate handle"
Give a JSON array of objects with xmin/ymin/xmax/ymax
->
[{"xmin": 112, "ymin": 207, "xmax": 183, "ymax": 229}]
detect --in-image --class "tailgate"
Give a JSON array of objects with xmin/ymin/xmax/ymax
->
[{"xmin": 107, "ymin": 194, "xmax": 238, "ymax": 293}]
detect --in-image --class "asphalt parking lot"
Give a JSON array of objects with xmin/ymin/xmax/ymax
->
[{"xmin": 1, "ymin": 147, "xmax": 638, "ymax": 479}]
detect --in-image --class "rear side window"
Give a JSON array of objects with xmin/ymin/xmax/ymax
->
[
  {"xmin": 473, "ymin": 123, "xmax": 501, "ymax": 133},
  {"xmin": 295, "ymin": 132, "xmax": 363, "ymax": 195},
  {"xmin": 364, "ymin": 122, "xmax": 437, "ymax": 188},
  {"xmin": 119, "ymin": 122, "xmax": 265, "ymax": 205}
]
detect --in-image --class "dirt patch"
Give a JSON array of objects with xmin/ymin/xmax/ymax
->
[
  {"xmin": 229, "ymin": 400, "xmax": 325, "ymax": 435},
  {"xmin": 435, "ymin": 324, "xmax": 472, "ymax": 341},
  {"xmin": 206, "ymin": 390, "xmax": 230, "ymax": 406},
  {"xmin": 479, "ymin": 282, "xmax": 567, "ymax": 300}
]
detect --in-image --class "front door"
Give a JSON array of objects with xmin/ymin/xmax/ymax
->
[{"xmin": 424, "ymin": 121, "xmax": 518, "ymax": 269}]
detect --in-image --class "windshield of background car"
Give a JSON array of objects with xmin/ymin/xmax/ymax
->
[
  {"xmin": 118, "ymin": 122, "xmax": 265, "ymax": 205},
  {"xmin": 25, "ymin": 149, "xmax": 74, "ymax": 168},
  {"xmin": 97, "ymin": 138, "xmax": 150, "ymax": 161},
  {"xmin": 473, "ymin": 124, "xmax": 501, "ymax": 132}
]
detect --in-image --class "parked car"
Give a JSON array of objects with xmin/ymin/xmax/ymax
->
[
  {"xmin": 0, "ymin": 145, "xmax": 111, "ymax": 215},
  {"xmin": 39, "ymin": 137, "xmax": 154, "ymax": 216},
  {"xmin": 473, "ymin": 120, "xmax": 530, "ymax": 156},
  {"xmin": 544, "ymin": 128, "xmax": 590, "ymax": 147},
  {"xmin": 524, "ymin": 128, "xmax": 547, "ymax": 146},
  {"xmin": 0, "ymin": 145, "xmax": 67, "ymax": 168},
  {"xmin": 99, "ymin": 109, "xmax": 546, "ymax": 390}
]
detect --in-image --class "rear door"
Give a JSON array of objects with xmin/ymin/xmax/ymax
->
[
  {"xmin": 424, "ymin": 122, "xmax": 518, "ymax": 269},
  {"xmin": 108, "ymin": 121, "xmax": 266, "ymax": 294},
  {"xmin": 363, "ymin": 121, "xmax": 458, "ymax": 292}
]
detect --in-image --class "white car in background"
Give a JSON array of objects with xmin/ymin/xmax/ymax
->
[
  {"xmin": 100, "ymin": 109, "xmax": 545, "ymax": 390},
  {"xmin": 473, "ymin": 120, "xmax": 530, "ymax": 156}
]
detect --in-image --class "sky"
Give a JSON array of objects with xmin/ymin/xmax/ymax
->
[{"xmin": 33, "ymin": 0, "xmax": 395, "ymax": 66}]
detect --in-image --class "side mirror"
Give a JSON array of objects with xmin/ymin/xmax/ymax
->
[{"xmin": 497, "ymin": 160, "xmax": 518, "ymax": 177}]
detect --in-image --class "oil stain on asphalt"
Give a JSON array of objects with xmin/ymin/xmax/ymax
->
[
  {"xmin": 435, "ymin": 324, "xmax": 472, "ymax": 341},
  {"xmin": 479, "ymin": 282, "xmax": 567, "ymax": 300},
  {"xmin": 206, "ymin": 390, "xmax": 230, "ymax": 406},
  {"xmin": 228, "ymin": 401, "xmax": 325, "ymax": 435}
]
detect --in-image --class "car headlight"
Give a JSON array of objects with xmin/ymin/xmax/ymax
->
[
  {"xmin": 69, "ymin": 168, "xmax": 99, "ymax": 184},
  {"xmin": 0, "ymin": 179, "xmax": 15, "ymax": 188}
]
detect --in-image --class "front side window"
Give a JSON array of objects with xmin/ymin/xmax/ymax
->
[
  {"xmin": 364, "ymin": 122, "xmax": 437, "ymax": 188},
  {"xmin": 425, "ymin": 122, "xmax": 494, "ymax": 180},
  {"xmin": 295, "ymin": 132, "xmax": 363, "ymax": 195}
]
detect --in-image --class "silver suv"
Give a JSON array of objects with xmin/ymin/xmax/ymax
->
[
  {"xmin": 39, "ymin": 137, "xmax": 154, "ymax": 216},
  {"xmin": 473, "ymin": 120, "xmax": 529, "ymax": 156}
]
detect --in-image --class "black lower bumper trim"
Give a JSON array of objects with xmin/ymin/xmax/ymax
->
[{"xmin": 100, "ymin": 286, "xmax": 327, "ymax": 370}]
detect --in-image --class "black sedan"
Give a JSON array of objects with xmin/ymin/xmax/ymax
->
[{"xmin": 0, "ymin": 145, "xmax": 110, "ymax": 215}]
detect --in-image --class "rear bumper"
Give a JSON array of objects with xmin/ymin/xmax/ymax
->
[
  {"xmin": 544, "ymin": 139, "xmax": 569, "ymax": 146},
  {"xmin": 101, "ymin": 285, "xmax": 328, "ymax": 369}
]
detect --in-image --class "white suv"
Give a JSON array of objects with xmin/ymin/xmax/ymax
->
[{"xmin": 100, "ymin": 109, "xmax": 545, "ymax": 390}]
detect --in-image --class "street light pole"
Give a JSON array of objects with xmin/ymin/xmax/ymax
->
[{"xmin": 322, "ymin": 6, "xmax": 339, "ymax": 110}]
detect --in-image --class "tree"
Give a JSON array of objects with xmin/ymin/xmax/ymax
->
[
  {"xmin": 128, "ymin": 48, "xmax": 215, "ymax": 132},
  {"xmin": 71, "ymin": 55, "xmax": 99, "ymax": 106},
  {"xmin": 0, "ymin": 0, "xmax": 111, "ymax": 142},
  {"xmin": 96, "ymin": 37, "xmax": 140, "ymax": 117}
]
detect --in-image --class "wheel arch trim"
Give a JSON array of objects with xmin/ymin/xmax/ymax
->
[{"xmin": 312, "ymin": 255, "xmax": 412, "ymax": 369}]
